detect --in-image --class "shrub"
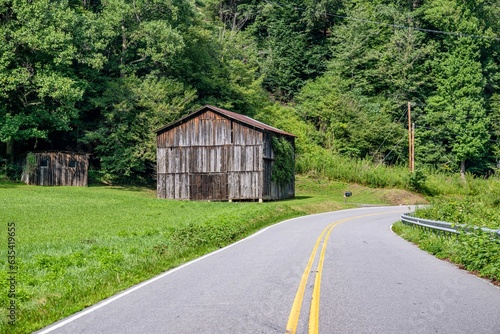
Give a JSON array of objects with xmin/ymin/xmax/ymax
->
[{"xmin": 406, "ymin": 168, "xmax": 427, "ymax": 193}]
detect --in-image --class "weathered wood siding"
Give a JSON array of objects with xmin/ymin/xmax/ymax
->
[
  {"xmin": 227, "ymin": 122, "xmax": 262, "ymax": 200},
  {"xmin": 156, "ymin": 107, "xmax": 294, "ymax": 201},
  {"xmin": 157, "ymin": 110, "xmax": 264, "ymax": 200},
  {"xmin": 23, "ymin": 152, "xmax": 89, "ymax": 186},
  {"xmin": 157, "ymin": 111, "xmax": 231, "ymax": 148}
]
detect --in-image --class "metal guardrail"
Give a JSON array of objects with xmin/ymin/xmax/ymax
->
[{"xmin": 401, "ymin": 213, "xmax": 500, "ymax": 238}]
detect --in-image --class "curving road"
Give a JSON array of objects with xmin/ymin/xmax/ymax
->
[{"xmin": 38, "ymin": 206, "xmax": 500, "ymax": 334}]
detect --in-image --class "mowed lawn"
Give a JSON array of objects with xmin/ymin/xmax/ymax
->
[{"xmin": 0, "ymin": 176, "xmax": 412, "ymax": 333}]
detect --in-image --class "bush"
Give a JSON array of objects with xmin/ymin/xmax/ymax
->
[
  {"xmin": 453, "ymin": 229, "xmax": 500, "ymax": 281},
  {"xmin": 1, "ymin": 163, "xmax": 22, "ymax": 181},
  {"xmin": 405, "ymin": 168, "xmax": 427, "ymax": 193},
  {"xmin": 415, "ymin": 197, "xmax": 500, "ymax": 229}
]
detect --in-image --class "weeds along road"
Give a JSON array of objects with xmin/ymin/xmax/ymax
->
[{"xmin": 38, "ymin": 206, "xmax": 500, "ymax": 334}]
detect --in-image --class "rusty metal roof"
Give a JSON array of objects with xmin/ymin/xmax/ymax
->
[{"xmin": 155, "ymin": 105, "xmax": 296, "ymax": 137}]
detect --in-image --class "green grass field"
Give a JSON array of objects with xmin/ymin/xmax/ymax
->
[{"xmin": 0, "ymin": 175, "xmax": 425, "ymax": 333}]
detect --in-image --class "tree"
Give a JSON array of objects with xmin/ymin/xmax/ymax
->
[
  {"xmin": 485, "ymin": 93, "xmax": 500, "ymax": 170},
  {"xmin": 295, "ymin": 72, "xmax": 404, "ymax": 162},
  {"xmin": 416, "ymin": 0, "xmax": 492, "ymax": 176},
  {"xmin": 300, "ymin": 1, "xmax": 429, "ymax": 164},
  {"xmin": 243, "ymin": 0, "xmax": 339, "ymax": 100},
  {"xmin": 329, "ymin": 1, "xmax": 432, "ymax": 118},
  {"xmin": 0, "ymin": 0, "xmax": 105, "ymax": 153},
  {"xmin": 84, "ymin": 0, "xmax": 269, "ymax": 180},
  {"xmin": 84, "ymin": 75, "xmax": 195, "ymax": 181}
]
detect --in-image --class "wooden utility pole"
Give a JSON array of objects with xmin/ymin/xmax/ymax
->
[
  {"xmin": 411, "ymin": 122, "xmax": 415, "ymax": 172},
  {"xmin": 408, "ymin": 102, "xmax": 414, "ymax": 172}
]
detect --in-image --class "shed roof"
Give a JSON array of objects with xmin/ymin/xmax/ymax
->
[{"xmin": 155, "ymin": 105, "xmax": 296, "ymax": 137}]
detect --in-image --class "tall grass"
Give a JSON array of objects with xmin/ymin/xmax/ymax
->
[
  {"xmin": 423, "ymin": 171, "xmax": 500, "ymax": 197},
  {"xmin": 297, "ymin": 150, "xmax": 409, "ymax": 189},
  {"xmin": 415, "ymin": 171, "xmax": 500, "ymax": 229},
  {"xmin": 297, "ymin": 149, "xmax": 500, "ymax": 199}
]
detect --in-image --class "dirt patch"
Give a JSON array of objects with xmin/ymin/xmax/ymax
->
[{"xmin": 381, "ymin": 189, "xmax": 428, "ymax": 206}]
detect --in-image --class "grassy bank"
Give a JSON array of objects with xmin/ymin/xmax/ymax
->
[
  {"xmin": 392, "ymin": 222, "xmax": 500, "ymax": 283},
  {"xmin": 0, "ymin": 175, "xmax": 423, "ymax": 333},
  {"xmin": 297, "ymin": 149, "xmax": 500, "ymax": 198},
  {"xmin": 392, "ymin": 172, "xmax": 500, "ymax": 284}
]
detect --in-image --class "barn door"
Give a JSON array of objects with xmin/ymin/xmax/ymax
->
[{"xmin": 190, "ymin": 174, "xmax": 228, "ymax": 201}]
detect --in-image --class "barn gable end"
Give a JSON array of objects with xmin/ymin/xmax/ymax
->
[{"xmin": 156, "ymin": 105, "xmax": 295, "ymax": 201}]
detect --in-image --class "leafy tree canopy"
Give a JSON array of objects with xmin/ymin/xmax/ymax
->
[{"xmin": 1, "ymin": 0, "xmax": 499, "ymax": 181}]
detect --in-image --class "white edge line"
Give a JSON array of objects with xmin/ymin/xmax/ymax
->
[
  {"xmin": 36, "ymin": 214, "xmax": 302, "ymax": 333},
  {"xmin": 37, "ymin": 206, "xmax": 406, "ymax": 333}
]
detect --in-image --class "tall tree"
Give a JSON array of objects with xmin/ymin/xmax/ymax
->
[
  {"xmin": 85, "ymin": 0, "xmax": 268, "ymax": 180},
  {"xmin": 296, "ymin": 72, "xmax": 404, "ymax": 162},
  {"xmin": 416, "ymin": 0, "xmax": 492, "ymax": 176},
  {"xmin": 329, "ymin": 0, "xmax": 432, "ymax": 118},
  {"xmin": 304, "ymin": 0, "xmax": 430, "ymax": 164},
  {"xmin": 85, "ymin": 74, "xmax": 195, "ymax": 180},
  {"xmin": 488, "ymin": 94, "xmax": 500, "ymax": 169},
  {"xmin": 244, "ymin": 0, "xmax": 340, "ymax": 100},
  {"xmin": 81, "ymin": 0, "xmax": 199, "ymax": 179},
  {"xmin": 0, "ymin": 0, "xmax": 105, "ymax": 153}
]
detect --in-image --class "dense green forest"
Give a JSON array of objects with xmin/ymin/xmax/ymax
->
[{"xmin": 1, "ymin": 0, "xmax": 499, "ymax": 183}]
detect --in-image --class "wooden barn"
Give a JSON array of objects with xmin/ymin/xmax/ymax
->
[
  {"xmin": 21, "ymin": 151, "xmax": 89, "ymax": 186},
  {"xmin": 156, "ymin": 105, "xmax": 296, "ymax": 201}
]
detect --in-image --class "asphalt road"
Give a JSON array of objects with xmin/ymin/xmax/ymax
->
[{"xmin": 38, "ymin": 206, "xmax": 500, "ymax": 334}]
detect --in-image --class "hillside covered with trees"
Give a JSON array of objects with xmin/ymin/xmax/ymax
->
[{"xmin": 1, "ymin": 0, "xmax": 499, "ymax": 183}]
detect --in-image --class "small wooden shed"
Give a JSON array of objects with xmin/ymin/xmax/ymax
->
[
  {"xmin": 21, "ymin": 151, "xmax": 89, "ymax": 186},
  {"xmin": 156, "ymin": 105, "xmax": 296, "ymax": 201}
]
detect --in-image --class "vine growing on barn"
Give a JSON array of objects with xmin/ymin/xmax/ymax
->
[{"xmin": 271, "ymin": 136, "xmax": 294, "ymax": 186}]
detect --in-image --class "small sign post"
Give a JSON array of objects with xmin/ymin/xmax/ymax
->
[{"xmin": 344, "ymin": 191, "xmax": 352, "ymax": 204}]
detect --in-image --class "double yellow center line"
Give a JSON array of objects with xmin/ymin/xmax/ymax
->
[{"xmin": 285, "ymin": 212, "xmax": 394, "ymax": 334}]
